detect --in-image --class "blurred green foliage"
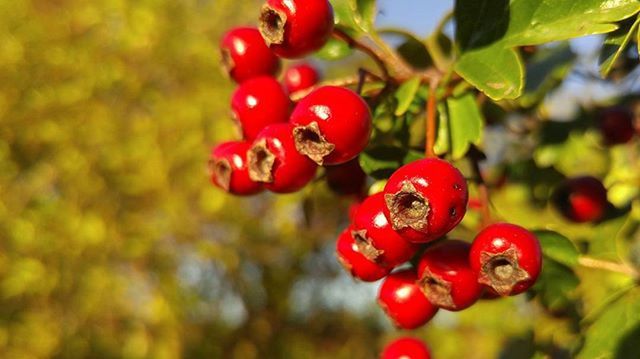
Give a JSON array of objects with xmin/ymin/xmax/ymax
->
[{"xmin": 1, "ymin": 0, "xmax": 640, "ymax": 358}]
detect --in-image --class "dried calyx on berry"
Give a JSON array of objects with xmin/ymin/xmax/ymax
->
[
  {"xmin": 470, "ymin": 223, "xmax": 542, "ymax": 296},
  {"xmin": 209, "ymin": 141, "xmax": 263, "ymax": 196},
  {"xmin": 336, "ymin": 226, "xmax": 390, "ymax": 282}
]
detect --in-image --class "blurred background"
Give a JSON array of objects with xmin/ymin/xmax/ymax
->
[{"xmin": 0, "ymin": 0, "xmax": 635, "ymax": 358}]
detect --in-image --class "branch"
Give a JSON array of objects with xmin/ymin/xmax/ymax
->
[
  {"xmin": 289, "ymin": 73, "xmax": 381, "ymax": 101},
  {"xmin": 332, "ymin": 28, "xmax": 391, "ymax": 80},
  {"xmin": 578, "ymin": 257, "xmax": 639, "ymax": 278}
]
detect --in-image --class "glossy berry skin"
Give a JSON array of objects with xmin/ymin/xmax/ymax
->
[
  {"xmin": 259, "ymin": 0, "xmax": 334, "ymax": 58},
  {"xmin": 470, "ymin": 223, "xmax": 542, "ymax": 296},
  {"xmin": 352, "ymin": 193, "xmax": 419, "ymax": 267},
  {"xmin": 336, "ymin": 226, "xmax": 390, "ymax": 282},
  {"xmin": 378, "ymin": 269, "xmax": 438, "ymax": 329},
  {"xmin": 553, "ymin": 176, "xmax": 608, "ymax": 223},
  {"xmin": 231, "ymin": 76, "xmax": 291, "ymax": 141},
  {"xmin": 209, "ymin": 141, "xmax": 263, "ymax": 196},
  {"xmin": 599, "ymin": 107, "xmax": 635, "ymax": 145},
  {"xmin": 382, "ymin": 158, "xmax": 468, "ymax": 243},
  {"xmin": 290, "ymin": 86, "xmax": 372, "ymax": 165},
  {"xmin": 417, "ymin": 240, "xmax": 483, "ymax": 311},
  {"xmin": 381, "ymin": 337, "xmax": 431, "ymax": 359},
  {"xmin": 326, "ymin": 158, "xmax": 367, "ymax": 196},
  {"xmin": 247, "ymin": 123, "xmax": 317, "ymax": 194},
  {"xmin": 283, "ymin": 63, "xmax": 320, "ymax": 93},
  {"xmin": 220, "ymin": 27, "xmax": 280, "ymax": 83}
]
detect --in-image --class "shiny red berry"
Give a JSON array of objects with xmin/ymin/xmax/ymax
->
[
  {"xmin": 599, "ymin": 107, "xmax": 634, "ymax": 145},
  {"xmin": 352, "ymin": 193, "xmax": 419, "ymax": 267},
  {"xmin": 325, "ymin": 158, "xmax": 367, "ymax": 196},
  {"xmin": 290, "ymin": 86, "xmax": 372, "ymax": 165},
  {"xmin": 247, "ymin": 123, "xmax": 317, "ymax": 193},
  {"xmin": 381, "ymin": 337, "xmax": 431, "ymax": 359},
  {"xmin": 552, "ymin": 176, "xmax": 608, "ymax": 223},
  {"xmin": 470, "ymin": 223, "xmax": 542, "ymax": 296},
  {"xmin": 417, "ymin": 240, "xmax": 483, "ymax": 311},
  {"xmin": 259, "ymin": 0, "xmax": 334, "ymax": 58},
  {"xmin": 378, "ymin": 269, "xmax": 438, "ymax": 329},
  {"xmin": 284, "ymin": 63, "xmax": 320, "ymax": 93},
  {"xmin": 382, "ymin": 159, "xmax": 468, "ymax": 243},
  {"xmin": 209, "ymin": 141, "xmax": 263, "ymax": 196},
  {"xmin": 231, "ymin": 76, "xmax": 291, "ymax": 141},
  {"xmin": 336, "ymin": 226, "xmax": 390, "ymax": 282},
  {"xmin": 220, "ymin": 27, "xmax": 280, "ymax": 83}
]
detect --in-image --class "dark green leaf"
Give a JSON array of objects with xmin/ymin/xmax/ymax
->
[
  {"xmin": 520, "ymin": 44, "xmax": 575, "ymax": 107},
  {"xmin": 599, "ymin": 16, "xmax": 640, "ymax": 77},
  {"xmin": 534, "ymin": 230, "xmax": 580, "ymax": 267},
  {"xmin": 579, "ymin": 288, "xmax": 640, "ymax": 359},
  {"xmin": 445, "ymin": 93, "xmax": 484, "ymax": 159},
  {"xmin": 359, "ymin": 146, "xmax": 422, "ymax": 179},
  {"xmin": 532, "ymin": 258, "xmax": 579, "ymax": 313},
  {"xmin": 394, "ymin": 77, "xmax": 422, "ymax": 116}
]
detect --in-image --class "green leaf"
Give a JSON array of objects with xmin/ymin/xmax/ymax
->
[
  {"xmin": 445, "ymin": 93, "xmax": 484, "ymax": 159},
  {"xmin": 394, "ymin": 77, "xmax": 422, "ymax": 116},
  {"xmin": 454, "ymin": 44, "xmax": 524, "ymax": 100},
  {"xmin": 330, "ymin": 0, "xmax": 377, "ymax": 34},
  {"xmin": 579, "ymin": 288, "xmax": 640, "ymax": 359},
  {"xmin": 532, "ymin": 258, "xmax": 579, "ymax": 313},
  {"xmin": 355, "ymin": 0, "xmax": 376, "ymax": 33},
  {"xmin": 504, "ymin": 0, "xmax": 640, "ymax": 46},
  {"xmin": 359, "ymin": 146, "xmax": 423, "ymax": 179},
  {"xmin": 434, "ymin": 102, "xmax": 450, "ymax": 156},
  {"xmin": 534, "ymin": 230, "xmax": 579, "ymax": 267},
  {"xmin": 314, "ymin": 37, "xmax": 354, "ymax": 60},
  {"xmin": 520, "ymin": 44, "xmax": 575, "ymax": 107},
  {"xmin": 599, "ymin": 16, "xmax": 640, "ymax": 77}
]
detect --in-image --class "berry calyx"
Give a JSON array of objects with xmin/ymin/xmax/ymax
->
[
  {"xmin": 351, "ymin": 193, "xmax": 419, "ymax": 267},
  {"xmin": 470, "ymin": 223, "xmax": 542, "ymax": 296},
  {"xmin": 247, "ymin": 123, "xmax": 317, "ymax": 193},
  {"xmin": 290, "ymin": 86, "xmax": 372, "ymax": 165},
  {"xmin": 381, "ymin": 337, "xmax": 431, "ymax": 359},
  {"xmin": 382, "ymin": 158, "xmax": 468, "ymax": 243},
  {"xmin": 552, "ymin": 176, "xmax": 609, "ymax": 223},
  {"xmin": 336, "ymin": 226, "xmax": 390, "ymax": 282},
  {"xmin": 325, "ymin": 158, "xmax": 367, "ymax": 196},
  {"xmin": 599, "ymin": 107, "xmax": 635, "ymax": 146},
  {"xmin": 259, "ymin": 0, "xmax": 334, "ymax": 58},
  {"xmin": 209, "ymin": 141, "xmax": 263, "ymax": 196},
  {"xmin": 283, "ymin": 63, "xmax": 320, "ymax": 94},
  {"xmin": 377, "ymin": 269, "xmax": 438, "ymax": 329},
  {"xmin": 231, "ymin": 76, "xmax": 291, "ymax": 141},
  {"xmin": 220, "ymin": 27, "xmax": 280, "ymax": 83},
  {"xmin": 417, "ymin": 240, "xmax": 483, "ymax": 311}
]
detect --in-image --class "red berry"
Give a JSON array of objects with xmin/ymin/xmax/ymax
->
[
  {"xmin": 417, "ymin": 240, "xmax": 483, "ymax": 311},
  {"xmin": 325, "ymin": 158, "xmax": 367, "ymax": 196},
  {"xmin": 382, "ymin": 159, "xmax": 468, "ymax": 243},
  {"xmin": 599, "ymin": 107, "xmax": 634, "ymax": 145},
  {"xmin": 378, "ymin": 269, "xmax": 438, "ymax": 329},
  {"xmin": 470, "ymin": 223, "xmax": 542, "ymax": 296},
  {"xmin": 352, "ymin": 193, "xmax": 419, "ymax": 267},
  {"xmin": 259, "ymin": 0, "xmax": 334, "ymax": 58},
  {"xmin": 209, "ymin": 141, "xmax": 263, "ymax": 196},
  {"xmin": 220, "ymin": 27, "xmax": 280, "ymax": 83},
  {"xmin": 290, "ymin": 86, "xmax": 372, "ymax": 165},
  {"xmin": 381, "ymin": 337, "xmax": 431, "ymax": 359},
  {"xmin": 336, "ymin": 226, "xmax": 390, "ymax": 282},
  {"xmin": 284, "ymin": 63, "xmax": 320, "ymax": 93},
  {"xmin": 552, "ymin": 176, "xmax": 608, "ymax": 223},
  {"xmin": 231, "ymin": 76, "xmax": 291, "ymax": 141},
  {"xmin": 247, "ymin": 123, "xmax": 317, "ymax": 193}
]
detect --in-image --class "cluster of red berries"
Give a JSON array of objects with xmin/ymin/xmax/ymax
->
[
  {"xmin": 337, "ymin": 158, "xmax": 543, "ymax": 330},
  {"xmin": 210, "ymin": 0, "xmax": 373, "ymax": 195}
]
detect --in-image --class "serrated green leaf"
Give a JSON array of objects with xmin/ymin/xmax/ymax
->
[
  {"xmin": 394, "ymin": 77, "xmax": 422, "ymax": 116},
  {"xmin": 455, "ymin": 44, "xmax": 524, "ymax": 100},
  {"xmin": 504, "ymin": 0, "xmax": 640, "ymax": 46},
  {"xmin": 579, "ymin": 288, "xmax": 640, "ymax": 359},
  {"xmin": 445, "ymin": 93, "xmax": 484, "ymax": 159},
  {"xmin": 600, "ymin": 16, "xmax": 640, "ymax": 77},
  {"xmin": 534, "ymin": 230, "xmax": 579, "ymax": 267},
  {"xmin": 532, "ymin": 258, "xmax": 579, "ymax": 313}
]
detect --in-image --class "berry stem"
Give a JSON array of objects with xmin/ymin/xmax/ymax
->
[
  {"xmin": 578, "ymin": 257, "xmax": 639, "ymax": 278},
  {"xmin": 425, "ymin": 84, "xmax": 437, "ymax": 158},
  {"xmin": 468, "ymin": 147, "xmax": 492, "ymax": 227},
  {"xmin": 332, "ymin": 28, "xmax": 391, "ymax": 80},
  {"xmin": 289, "ymin": 73, "xmax": 380, "ymax": 101}
]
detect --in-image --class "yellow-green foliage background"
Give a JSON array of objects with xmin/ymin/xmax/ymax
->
[{"xmin": 0, "ymin": 1, "xmax": 619, "ymax": 358}]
